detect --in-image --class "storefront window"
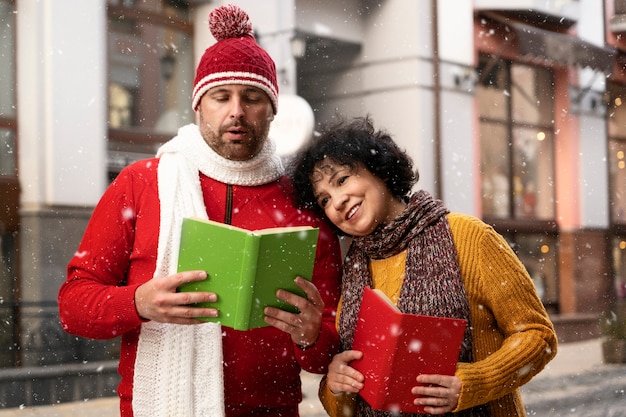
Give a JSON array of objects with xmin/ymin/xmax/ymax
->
[
  {"xmin": 0, "ymin": 0, "xmax": 15, "ymax": 121},
  {"xmin": 0, "ymin": 227, "xmax": 16, "ymax": 367},
  {"xmin": 512, "ymin": 127, "xmax": 554, "ymax": 219},
  {"xmin": 477, "ymin": 55, "xmax": 559, "ymax": 312},
  {"xmin": 509, "ymin": 233, "xmax": 559, "ymax": 313},
  {"xmin": 107, "ymin": 0, "xmax": 194, "ymax": 177},
  {"xmin": 0, "ymin": 0, "xmax": 16, "ymax": 178},
  {"xmin": 477, "ymin": 56, "xmax": 555, "ymax": 220},
  {"xmin": 609, "ymin": 140, "xmax": 626, "ymax": 223},
  {"xmin": 0, "ymin": 129, "xmax": 15, "ymax": 177},
  {"xmin": 107, "ymin": 0, "xmax": 193, "ymax": 134},
  {"xmin": 613, "ymin": 237, "xmax": 626, "ymax": 301},
  {"xmin": 480, "ymin": 123, "xmax": 510, "ymax": 217},
  {"xmin": 608, "ymin": 83, "xmax": 626, "ymax": 224},
  {"xmin": 0, "ymin": 0, "xmax": 18, "ymax": 367}
]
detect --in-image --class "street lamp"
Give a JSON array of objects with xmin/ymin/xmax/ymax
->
[
  {"xmin": 160, "ymin": 49, "xmax": 176, "ymax": 80},
  {"xmin": 290, "ymin": 34, "xmax": 306, "ymax": 59}
]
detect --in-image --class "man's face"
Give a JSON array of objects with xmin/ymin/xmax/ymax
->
[{"xmin": 196, "ymin": 84, "xmax": 274, "ymax": 161}]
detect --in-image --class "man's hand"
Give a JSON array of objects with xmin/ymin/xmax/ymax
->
[
  {"xmin": 134, "ymin": 270, "xmax": 218, "ymax": 324},
  {"xmin": 326, "ymin": 350, "xmax": 364, "ymax": 394},
  {"xmin": 263, "ymin": 276, "xmax": 324, "ymax": 347},
  {"xmin": 412, "ymin": 374, "xmax": 462, "ymax": 414}
]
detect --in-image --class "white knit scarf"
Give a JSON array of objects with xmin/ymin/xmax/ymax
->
[{"xmin": 132, "ymin": 124, "xmax": 284, "ymax": 416}]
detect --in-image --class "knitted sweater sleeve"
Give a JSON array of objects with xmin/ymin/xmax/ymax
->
[
  {"xmin": 448, "ymin": 213, "xmax": 558, "ymax": 413},
  {"xmin": 293, "ymin": 218, "xmax": 343, "ymax": 373},
  {"xmin": 59, "ymin": 163, "xmax": 153, "ymax": 339}
]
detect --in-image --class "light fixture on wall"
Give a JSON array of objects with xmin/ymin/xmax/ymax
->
[
  {"xmin": 160, "ymin": 49, "xmax": 176, "ymax": 80},
  {"xmin": 453, "ymin": 66, "xmax": 478, "ymax": 92},
  {"xmin": 290, "ymin": 34, "xmax": 307, "ymax": 59},
  {"xmin": 569, "ymin": 86, "xmax": 608, "ymax": 115}
]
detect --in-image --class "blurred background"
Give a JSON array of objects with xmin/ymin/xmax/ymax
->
[{"xmin": 1, "ymin": 0, "xmax": 626, "ymax": 408}]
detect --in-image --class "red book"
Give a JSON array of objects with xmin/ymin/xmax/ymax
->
[{"xmin": 350, "ymin": 286, "xmax": 467, "ymax": 413}]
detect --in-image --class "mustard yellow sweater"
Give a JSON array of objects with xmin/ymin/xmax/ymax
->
[{"xmin": 321, "ymin": 213, "xmax": 558, "ymax": 417}]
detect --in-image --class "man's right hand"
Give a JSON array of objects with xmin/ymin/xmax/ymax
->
[{"xmin": 134, "ymin": 270, "xmax": 218, "ymax": 324}]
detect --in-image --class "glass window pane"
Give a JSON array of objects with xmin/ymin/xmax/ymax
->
[
  {"xmin": 0, "ymin": 129, "xmax": 15, "ymax": 176},
  {"xmin": 613, "ymin": 237, "xmax": 626, "ymax": 300},
  {"xmin": 609, "ymin": 140, "xmax": 626, "ymax": 223},
  {"xmin": 609, "ymin": 83, "xmax": 626, "ymax": 224},
  {"xmin": 0, "ymin": 228, "xmax": 16, "ymax": 367},
  {"xmin": 108, "ymin": 6, "xmax": 194, "ymax": 134},
  {"xmin": 608, "ymin": 86, "xmax": 626, "ymax": 139},
  {"xmin": 477, "ymin": 57, "xmax": 509, "ymax": 120},
  {"xmin": 512, "ymin": 127, "xmax": 555, "ymax": 220},
  {"xmin": 511, "ymin": 64, "xmax": 553, "ymax": 126},
  {"xmin": 0, "ymin": 0, "xmax": 16, "ymax": 118},
  {"xmin": 480, "ymin": 122, "xmax": 510, "ymax": 218},
  {"xmin": 513, "ymin": 234, "xmax": 559, "ymax": 313}
]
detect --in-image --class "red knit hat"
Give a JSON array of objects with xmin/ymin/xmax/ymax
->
[{"xmin": 192, "ymin": 4, "xmax": 279, "ymax": 114}]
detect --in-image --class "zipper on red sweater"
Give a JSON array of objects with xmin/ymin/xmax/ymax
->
[{"xmin": 224, "ymin": 184, "xmax": 233, "ymax": 225}]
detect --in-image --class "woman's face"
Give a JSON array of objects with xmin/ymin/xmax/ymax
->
[{"xmin": 310, "ymin": 159, "xmax": 406, "ymax": 236}]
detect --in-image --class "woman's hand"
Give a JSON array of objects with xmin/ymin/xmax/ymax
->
[
  {"xmin": 411, "ymin": 374, "xmax": 462, "ymax": 414},
  {"xmin": 326, "ymin": 350, "xmax": 365, "ymax": 394}
]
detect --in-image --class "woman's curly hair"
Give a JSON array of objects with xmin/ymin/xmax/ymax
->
[{"xmin": 288, "ymin": 115, "xmax": 418, "ymax": 217}]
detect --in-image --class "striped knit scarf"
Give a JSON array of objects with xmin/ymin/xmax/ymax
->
[{"xmin": 338, "ymin": 190, "xmax": 489, "ymax": 417}]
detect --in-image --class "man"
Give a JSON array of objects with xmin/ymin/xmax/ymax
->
[{"xmin": 58, "ymin": 4, "xmax": 342, "ymax": 417}]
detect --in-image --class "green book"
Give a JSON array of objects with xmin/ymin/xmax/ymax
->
[{"xmin": 177, "ymin": 217, "xmax": 319, "ymax": 331}]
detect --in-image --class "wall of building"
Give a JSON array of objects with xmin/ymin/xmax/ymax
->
[{"xmin": 15, "ymin": 0, "xmax": 109, "ymax": 368}]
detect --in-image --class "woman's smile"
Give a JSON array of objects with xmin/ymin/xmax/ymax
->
[{"xmin": 346, "ymin": 203, "xmax": 361, "ymax": 220}]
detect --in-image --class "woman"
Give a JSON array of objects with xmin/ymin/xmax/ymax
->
[{"xmin": 288, "ymin": 116, "xmax": 557, "ymax": 417}]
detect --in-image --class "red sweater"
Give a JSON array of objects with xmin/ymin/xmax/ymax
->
[{"xmin": 59, "ymin": 159, "xmax": 342, "ymax": 416}]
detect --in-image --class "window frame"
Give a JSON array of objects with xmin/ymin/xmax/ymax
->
[
  {"xmin": 0, "ymin": 0, "xmax": 21, "ymax": 368},
  {"xmin": 477, "ymin": 54, "xmax": 557, "ymax": 224},
  {"xmin": 477, "ymin": 53, "xmax": 560, "ymax": 313},
  {"xmin": 106, "ymin": 0, "xmax": 194, "ymax": 178},
  {"xmin": 608, "ymin": 82, "xmax": 626, "ymax": 230}
]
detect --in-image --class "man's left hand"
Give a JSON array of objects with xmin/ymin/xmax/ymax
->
[{"xmin": 264, "ymin": 276, "xmax": 324, "ymax": 347}]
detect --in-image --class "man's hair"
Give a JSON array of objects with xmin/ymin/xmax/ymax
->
[{"xmin": 288, "ymin": 116, "xmax": 418, "ymax": 216}]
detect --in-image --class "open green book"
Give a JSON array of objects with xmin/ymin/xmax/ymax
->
[{"xmin": 177, "ymin": 217, "xmax": 319, "ymax": 331}]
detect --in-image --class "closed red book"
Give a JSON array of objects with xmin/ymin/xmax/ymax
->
[{"xmin": 350, "ymin": 286, "xmax": 467, "ymax": 413}]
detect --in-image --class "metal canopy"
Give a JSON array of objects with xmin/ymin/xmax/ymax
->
[
  {"xmin": 511, "ymin": 21, "xmax": 617, "ymax": 74},
  {"xmin": 481, "ymin": 12, "xmax": 618, "ymax": 74}
]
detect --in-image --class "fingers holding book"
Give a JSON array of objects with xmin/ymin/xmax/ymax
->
[
  {"xmin": 135, "ymin": 270, "xmax": 219, "ymax": 324},
  {"xmin": 327, "ymin": 350, "xmax": 365, "ymax": 394},
  {"xmin": 264, "ymin": 276, "xmax": 324, "ymax": 347},
  {"xmin": 411, "ymin": 373, "xmax": 462, "ymax": 414}
]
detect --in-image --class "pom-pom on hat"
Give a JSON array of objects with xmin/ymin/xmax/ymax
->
[{"xmin": 192, "ymin": 4, "xmax": 279, "ymax": 114}]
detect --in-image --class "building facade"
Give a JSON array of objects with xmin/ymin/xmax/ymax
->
[{"xmin": 1, "ymin": 0, "xmax": 625, "ymax": 406}]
